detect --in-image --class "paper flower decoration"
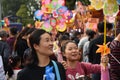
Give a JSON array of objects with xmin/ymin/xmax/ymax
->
[
  {"xmin": 41, "ymin": 13, "xmax": 51, "ymax": 21},
  {"xmin": 50, "ymin": 17, "xmax": 57, "ymax": 27},
  {"xmin": 90, "ymin": 0, "xmax": 104, "ymax": 10},
  {"xmin": 57, "ymin": 15, "xmax": 66, "ymax": 23},
  {"xmin": 57, "ymin": 6, "xmax": 68, "ymax": 15},
  {"xmin": 64, "ymin": 10, "xmax": 73, "ymax": 20},
  {"xmin": 34, "ymin": 10, "xmax": 43, "ymax": 20},
  {"xmin": 103, "ymin": 1, "xmax": 119, "ymax": 16},
  {"xmin": 96, "ymin": 44, "xmax": 110, "ymax": 56},
  {"xmin": 56, "ymin": 23, "xmax": 66, "ymax": 32},
  {"xmin": 52, "ymin": 10, "xmax": 58, "ymax": 18},
  {"xmin": 35, "ymin": 21, "xmax": 43, "ymax": 28},
  {"xmin": 41, "ymin": 20, "xmax": 53, "ymax": 32}
]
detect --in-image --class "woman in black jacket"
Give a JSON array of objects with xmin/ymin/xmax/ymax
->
[{"xmin": 17, "ymin": 29, "xmax": 66, "ymax": 80}]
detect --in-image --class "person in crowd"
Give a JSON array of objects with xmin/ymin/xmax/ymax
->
[
  {"xmin": 14, "ymin": 27, "xmax": 30, "ymax": 64},
  {"xmin": 88, "ymin": 22, "xmax": 113, "ymax": 80},
  {"xmin": 23, "ymin": 48, "xmax": 32, "ymax": 67},
  {"xmin": 0, "ymin": 55, "xmax": 6, "ymax": 80},
  {"xmin": 17, "ymin": 29, "xmax": 66, "ymax": 80},
  {"xmin": 6, "ymin": 55, "xmax": 21, "ymax": 80},
  {"xmin": 7, "ymin": 27, "xmax": 18, "ymax": 55},
  {"xmin": 61, "ymin": 40, "xmax": 109, "ymax": 80},
  {"xmin": 54, "ymin": 34, "xmax": 70, "ymax": 62},
  {"xmin": 83, "ymin": 30, "xmax": 96, "ymax": 62},
  {"xmin": 109, "ymin": 28, "xmax": 120, "ymax": 80},
  {"xmin": 72, "ymin": 31, "xmax": 81, "ymax": 45},
  {"xmin": 22, "ymin": 28, "xmax": 36, "ymax": 67},
  {"xmin": 78, "ymin": 29, "xmax": 92, "ymax": 54},
  {"xmin": 0, "ymin": 30, "xmax": 10, "ymax": 74}
]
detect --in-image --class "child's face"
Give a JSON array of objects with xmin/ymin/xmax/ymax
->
[{"xmin": 64, "ymin": 42, "xmax": 80, "ymax": 61}]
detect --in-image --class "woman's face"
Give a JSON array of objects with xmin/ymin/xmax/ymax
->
[
  {"xmin": 64, "ymin": 42, "xmax": 80, "ymax": 61},
  {"xmin": 35, "ymin": 33, "xmax": 53, "ymax": 56}
]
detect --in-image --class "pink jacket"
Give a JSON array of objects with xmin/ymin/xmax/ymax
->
[{"xmin": 66, "ymin": 62, "xmax": 109, "ymax": 80}]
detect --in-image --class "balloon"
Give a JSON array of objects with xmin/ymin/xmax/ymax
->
[
  {"xmin": 34, "ymin": 10, "xmax": 43, "ymax": 20},
  {"xmin": 57, "ymin": 6, "xmax": 68, "ymax": 14},
  {"xmin": 50, "ymin": 17, "xmax": 57, "ymax": 27},
  {"xmin": 56, "ymin": 23, "xmax": 66, "ymax": 32},
  {"xmin": 41, "ymin": 20, "xmax": 53, "ymax": 32}
]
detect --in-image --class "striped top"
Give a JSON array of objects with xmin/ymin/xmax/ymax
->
[{"xmin": 109, "ymin": 40, "xmax": 120, "ymax": 80}]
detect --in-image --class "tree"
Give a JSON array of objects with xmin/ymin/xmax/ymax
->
[
  {"xmin": 2, "ymin": 0, "xmax": 28, "ymax": 17},
  {"xmin": 16, "ymin": 4, "xmax": 34, "ymax": 26}
]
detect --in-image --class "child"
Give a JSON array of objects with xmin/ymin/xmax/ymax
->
[
  {"xmin": 7, "ymin": 55, "xmax": 21, "ymax": 80},
  {"xmin": 61, "ymin": 40, "xmax": 109, "ymax": 80}
]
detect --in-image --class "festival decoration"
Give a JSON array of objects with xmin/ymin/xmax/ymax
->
[
  {"xmin": 41, "ymin": 20, "xmax": 53, "ymax": 32},
  {"xmin": 50, "ymin": 17, "xmax": 57, "ymax": 27},
  {"xmin": 103, "ymin": 1, "xmax": 119, "ymax": 16},
  {"xmin": 35, "ymin": 21, "xmax": 43, "ymax": 28},
  {"xmin": 34, "ymin": 10, "xmax": 43, "ymax": 20},
  {"xmin": 96, "ymin": 44, "xmax": 110, "ymax": 56},
  {"xmin": 90, "ymin": 0, "xmax": 104, "ymax": 10},
  {"xmin": 34, "ymin": 0, "xmax": 75, "ymax": 32},
  {"xmin": 56, "ymin": 23, "xmax": 66, "ymax": 32}
]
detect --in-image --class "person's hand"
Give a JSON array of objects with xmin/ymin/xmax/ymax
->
[
  {"xmin": 101, "ymin": 55, "xmax": 109, "ymax": 70},
  {"xmin": 61, "ymin": 61, "xmax": 68, "ymax": 69}
]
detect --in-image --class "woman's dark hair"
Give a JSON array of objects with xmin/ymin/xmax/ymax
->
[
  {"xmin": 25, "ymin": 28, "xmax": 36, "ymax": 36},
  {"xmin": 29, "ymin": 29, "xmax": 47, "ymax": 65},
  {"xmin": 14, "ymin": 27, "xmax": 30, "ymax": 51},
  {"xmin": 7, "ymin": 55, "xmax": 21, "ymax": 78},
  {"xmin": 10, "ymin": 27, "xmax": 18, "ymax": 36},
  {"xmin": 58, "ymin": 34, "xmax": 70, "ymax": 47}
]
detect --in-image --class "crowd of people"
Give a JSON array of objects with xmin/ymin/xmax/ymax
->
[{"xmin": 0, "ymin": 21, "xmax": 120, "ymax": 80}]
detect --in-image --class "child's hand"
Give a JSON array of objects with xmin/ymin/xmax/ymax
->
[
  {"xmin": 61, "ymin": 61, "xmax": 68, "ymax": 69},
  {"xmin": 100, "ymin": 55, "xmax": 109, "ymax": 70}
]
